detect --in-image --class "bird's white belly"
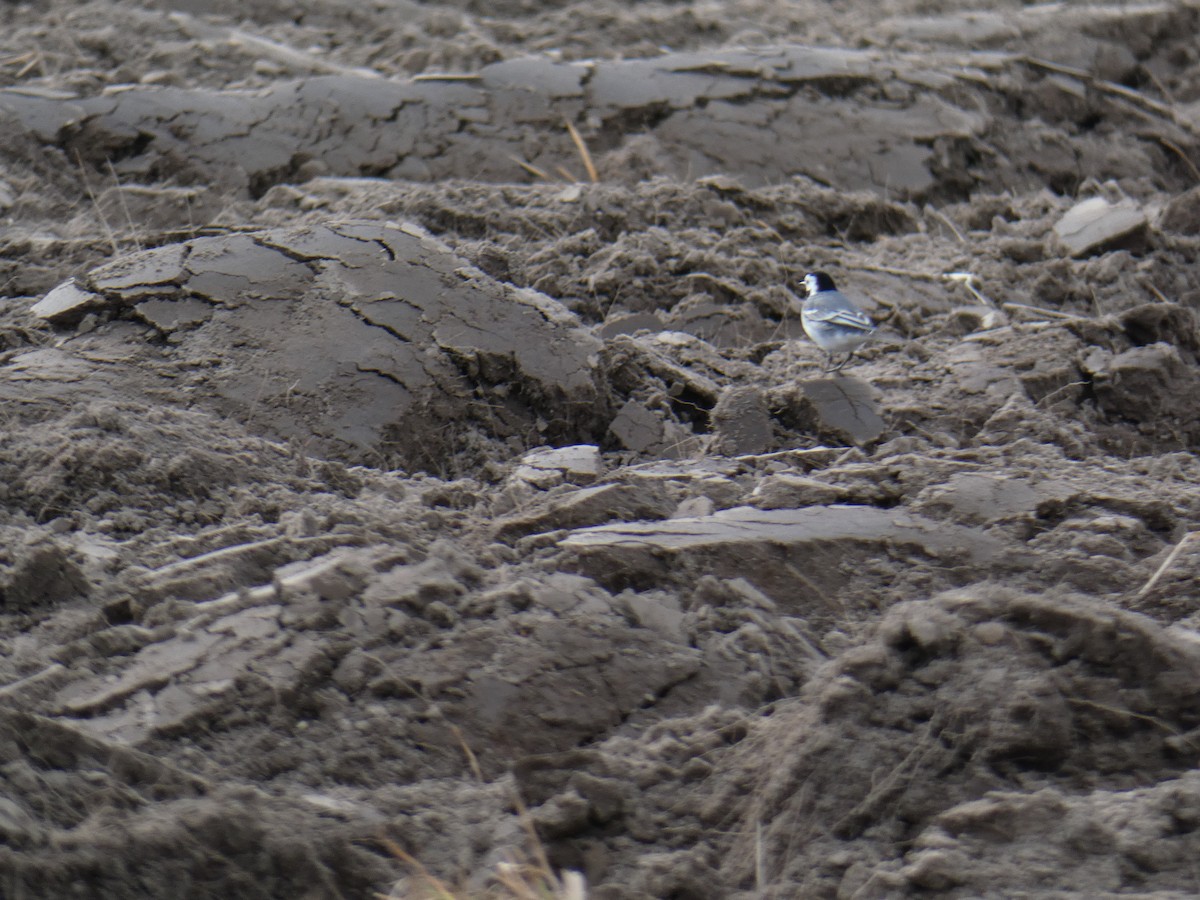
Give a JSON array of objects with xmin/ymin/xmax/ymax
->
[{"xmin": 802, "ymin": 319, "xmax": 873, "ymax": 352}]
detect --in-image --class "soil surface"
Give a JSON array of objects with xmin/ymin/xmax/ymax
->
[{"xmin": 2, "ymin": 1, "xmax": 1200, "ymax": 897}]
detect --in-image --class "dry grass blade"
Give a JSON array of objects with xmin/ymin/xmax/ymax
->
[
  {"xmin": 1154, "ymin": 135, "xmax": 1200, "ymax": 184},
  {"xmin": 683, "ymin": 271, "xmax": 750, "ymax": 299},
  {"xmin": 170, "ymin": 10, "xmax": 383, "ymax": 78},
  {"xmin": 564, "ymin": 120, "xmax": 599, "ymax": 184},
  {"xmin": 1000, "ymin": 301, "xmax": 1078, "ymax": 320},
  {"xmin": 1021, "ymin": 55, "xmax": 1200, "ymax": 140},
  {"xmin": 1143, "ymin": 281, "xmax": 1173, "ymax": 304},
  {"xmin": 853, "ymin": 263, "xmax": 951, "ymax": 282},
  {"xmin": 927, "ymin": 207, "xmax": 965, "ymax": 243},
  {"xmin": 377, "ymin": 837, "xmax": 457, "ymax": 900},
  {"xmin": 510, "ymin": 788, "xmax": 555, "ymax": 880},
  {"xmin": 754, "ymin": 819, "xmax": 766, "ymax": 892},
  {"xmin": 0, "ymin": 50, "xmax": 43, "ymax": 78},
  {"xmin": 105, "ymin": 160, "xmax": 144, "ymax": 249},
  {"xmin": 76, "ymin": 151, "xmax": 120, "ymax": 256},
  {"xmin": 852, "ymin": 264, "xmax": 999, "ymax": 308},
  {"xmin": 376, "ymin": 743, "xmax": 584, "ymax": 899},
  {"xmin": 1066, "ymin": 697, "xmax": 1182, "ymax": 735},
  {"xmin": 410, "ymin": 72, "xmax": 484, "ymax": 82},
  {"xmin": 509, "ymin": 155, "xmax": 554, "ymax": 181},
  {"xmin": 448, "ymin": 723, "xmax": 484, "ymax": 782},
  {"xmin": 946, "ymin": 271, "xmax": 996, "ymax": 307},
  {"xmin": 493, "ymin": 862, "xmax": 544, "ymax": 900},
  {"xmin": 144, "ymin": 536, "xmax": 288, "ymax": 579},
  {"xmin": 491, "ymin": 856, "xmax": 586, "ymax": 900},
  {"xmin": 1136, "ymin": 531, "xmax": 1198, "ymax": 599}
]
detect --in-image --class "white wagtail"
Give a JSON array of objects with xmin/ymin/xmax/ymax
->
[{"xmin": 800, "ymin": 271, "xmax": 877, "ymax": 372}]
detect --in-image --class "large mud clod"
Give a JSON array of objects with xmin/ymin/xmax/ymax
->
[{"xmin": 19, "ymin": 221, "xmax": 606, "ymax": 468}]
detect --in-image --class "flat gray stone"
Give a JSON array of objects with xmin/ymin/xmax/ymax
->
[
  {"xmin": 1053, "ymin": 196, "xmax": 1148, "ymax": 258},
  {"xmin": 560, "ymin": 504, "xmax": 1001, "ymax": 562},
  {"xmin": 800, "ymin": 377, "xmax": 886, "ymax": 445},
  {"xmin": 494, "ymin": 483, "xmax": 674, "ymax": 540},
  {"xmin": 0, "ymin": 45, "xmax": 996, "ymax": 196},
  {"xmin": 30, "ymin": 279, "xmax": 103, "ymax": 320},
  {"xmin": 560, "ymin": 504, "xmax": 1014, "ymax": 617},
  {"xmin": 609, "ymin": 399, "xmax": 664, "ymax": 452},
  {"xmin": 752, "ymin": 474, "xmax": 855, "ymax": 509},
  {"xmin": 514, "ymin": 445, "xmax": 605, "ymax": 487},
  {"xmin": 915, "ymin": 474, "xmax": 1073, "ymax": 525}
]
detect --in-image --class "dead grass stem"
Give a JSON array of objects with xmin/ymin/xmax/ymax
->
[
  {"xmin": 1136, "ymin": 531, "xmax": 1198, "ymax": 599},
  {"xmin": 564, "ymin": 120, "xmax": 599, "ymax": 184}
]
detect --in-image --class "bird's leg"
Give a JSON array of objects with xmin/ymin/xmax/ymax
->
[{"xmin": 831, "ymin": 352, "xmax": 851, "ymax": 373}]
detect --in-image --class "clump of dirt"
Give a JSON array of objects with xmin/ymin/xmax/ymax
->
[{"xmin": 717, "ymin": 587, "xmax": 1200, "ymax": 895}]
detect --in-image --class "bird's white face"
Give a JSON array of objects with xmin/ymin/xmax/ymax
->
[{"xmin": 803, "ymin": 273, "xmax": 821, "ymax": 297}]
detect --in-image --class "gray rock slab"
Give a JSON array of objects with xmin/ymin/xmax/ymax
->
[
  {"xmin": 751, "ymin": 474, "xmax": 856, "ymax": 509},
  {"xmin": 1053, "ymin": 196, "xmax": 1149, "ymax": 258},
  {"xmin": 598, "ymin": 312, "xmax": 666, "ymax": 340},
  {"xmin": 18, "ymin": 221, "xmax": 605, "ymax": 466},
  {"xmin": 29, "ymin": 279, "xmax": 105, "ymax": 320},
  {"xmin": 800, "ymin": 377, "xmax": 886, "ymax": 445},
  {"xmin": 914, "ymin": 473, "xmax": 1074, "ymax": 525},
  {"xmin": 561, "ymin": 504, "xmax": 1000, "ymax": 561},
  {"xmin": 609, "ymin": 399, "xmax": 665, "ymax": 453},
  {"xmin": 513, "ymin": 445, "xmax": 605, "ymax": 487},
  {"xmin": 560, "ymin": 504, "xmax": 1010, "ymax": 610},
  {"xmin": 0, "ymin": 45, "xmax": 997, "ymax": 196},
  {"xmin": 494, "ymin": 483, "xmax": 675, "ymax": 541},
  {"xmin": 870, "ymin": 11, "xmax": 1020, "ymax": 46}
]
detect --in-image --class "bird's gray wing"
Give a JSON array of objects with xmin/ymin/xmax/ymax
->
[{"xmin": 805, "ymin": 305, "xmax": 875, "ymax": 332}]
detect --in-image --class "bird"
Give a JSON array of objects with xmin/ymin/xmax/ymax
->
[{"xmin": 799, "ymin": 271, "xmax": 877, "ymax": 372}]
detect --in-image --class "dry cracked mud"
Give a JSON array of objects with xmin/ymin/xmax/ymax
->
[{"xmin": 2, "ymin": 0, "xmax": 1200, "ymax": 898}]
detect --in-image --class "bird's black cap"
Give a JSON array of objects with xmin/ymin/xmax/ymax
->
[{"xmin": 803, "ymin": 271, "xmax": 837, "ymax": 294}]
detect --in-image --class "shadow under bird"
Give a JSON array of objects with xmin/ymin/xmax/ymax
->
[{"xmin": 800, "ymin": 271, "xmax": 877, "ymax": 371}]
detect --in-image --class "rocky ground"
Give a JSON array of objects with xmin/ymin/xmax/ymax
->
[{"xmin": 2, "ymin": 0, "xmax": 1200, "ymax": 897}]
